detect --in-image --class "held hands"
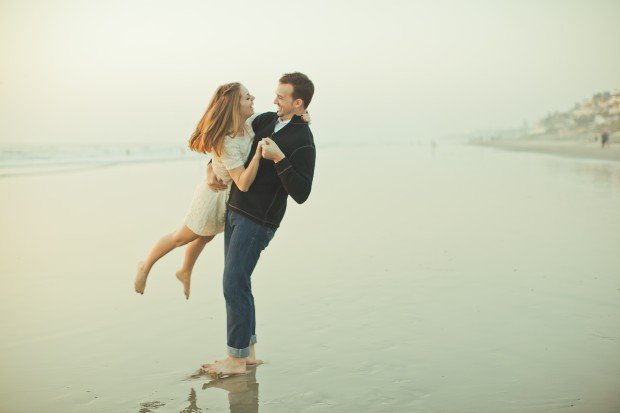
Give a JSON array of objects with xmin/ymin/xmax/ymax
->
[{"xmin": 260, "ymin": 138, "xmax": 285, "ymax": 163}]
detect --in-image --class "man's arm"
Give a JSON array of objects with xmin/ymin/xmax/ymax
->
[
  {"xmin": 261, "ymin": 138, "xmax": 315, "ymax": 204},
  {"xmin": 206, "ymin": 162, "xmax": 228, "ymax": 191}
]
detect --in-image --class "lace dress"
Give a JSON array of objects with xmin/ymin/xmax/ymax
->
[{"xmin": 184, "ymin": 122, "xmax": 255, "ymax": 236}]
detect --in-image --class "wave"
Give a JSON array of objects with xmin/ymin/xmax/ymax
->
[{"xmin": 0, "ymin": 144, "xmax": 200, "ymax": 178}]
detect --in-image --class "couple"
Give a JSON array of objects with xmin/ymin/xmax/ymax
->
[{"xmin": 134, "ymin": 72, "xmax": 316, "ymax": 378}]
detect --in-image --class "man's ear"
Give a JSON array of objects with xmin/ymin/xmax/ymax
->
[{"xmin": 293, "ymin": 98, "xmax": 304, "ymax": 109}]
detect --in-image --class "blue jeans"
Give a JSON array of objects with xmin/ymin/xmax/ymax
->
[{"xmin": 223, "ymin": 210, "xmax": 276, "ymax": 358}]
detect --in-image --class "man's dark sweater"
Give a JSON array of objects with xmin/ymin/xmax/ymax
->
[{"xmin": 227, "ymin": 112, "xmax": 316, "ymax": 229}]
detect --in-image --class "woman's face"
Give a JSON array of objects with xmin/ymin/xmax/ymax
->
[{"xmin": 239, "ymin": 85, "xmax": 255, "ymax": 119}]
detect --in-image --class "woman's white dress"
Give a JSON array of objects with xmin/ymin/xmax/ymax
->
[{"xmin": 184, "ymin": 122, "xmax": 255, "ymax": 236}]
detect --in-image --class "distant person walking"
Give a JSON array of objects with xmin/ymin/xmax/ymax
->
[{"xmin": 601, "ymin": 131, "xmax": 610, "ymax": 149}]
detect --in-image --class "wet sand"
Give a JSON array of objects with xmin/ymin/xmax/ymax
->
[
  {"xmin": 472, "ymin": 136, "xmax": 620, "ymax": 163},
  {"xmin": 1, "ymin": 142, "xmax": 619, "ymax": 412}
]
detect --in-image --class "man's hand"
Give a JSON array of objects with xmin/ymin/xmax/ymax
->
[
  {"xmin": 206, "ymin": 163, "xmax": 227, "ymax": 191},
  {"xmin": 260, "ymin": 138, "xmax": 285, "ymax": 163}
]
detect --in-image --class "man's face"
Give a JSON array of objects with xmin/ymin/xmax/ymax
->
[{"xmin": 273, "ymin": 83, "xmax": 301, "ymax": 119}]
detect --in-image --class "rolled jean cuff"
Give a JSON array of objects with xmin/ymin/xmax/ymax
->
[
  {"xmin": 250, "ymin": 335, "xmax": 257, "ymax": 345},
  {"xmin": 228, "ymin": 345, "xmax": 250, "ymax": 358}
]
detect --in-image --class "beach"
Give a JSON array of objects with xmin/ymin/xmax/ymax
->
[
  {"xmin": 1, "ymin": 142, "xmax": 619, "ymax": 413},
  {"xmin": 471, "ymin": 134, "xmax": 620, "ymax": 163}
]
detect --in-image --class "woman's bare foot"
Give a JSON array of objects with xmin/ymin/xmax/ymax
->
[
  {"xmin": 201, "ymin": 356, "xmax": 247, "ymax": 378},
  {"xmin": 134, "ymin": 262, "xmax": 149, "ymax": 294},
  {"xmin": 175, "ymin": 269, "xmax": 192, "ymax": 299}
]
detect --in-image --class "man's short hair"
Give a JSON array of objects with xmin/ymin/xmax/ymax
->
[{"xmin": 279, "ymin": 72, "xmax": 314, "ymax": 108}]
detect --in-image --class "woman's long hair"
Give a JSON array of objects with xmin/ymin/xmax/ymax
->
[{"xmin": 188, "ymin": 82, "xmax": 243, "ymax": 156}]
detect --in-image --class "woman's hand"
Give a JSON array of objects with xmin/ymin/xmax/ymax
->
[
  {"xmin": 253, "ymin": 141, "xmax": 264, "ymax": 159},
  {"xmin": 206, "ymin": 163, "xmax": 228, "ymax": 191},
  {"xmin": 301, "ymin": 111, "xmax": 311, "ymax": 124}
]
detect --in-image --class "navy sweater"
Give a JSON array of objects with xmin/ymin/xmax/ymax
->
[{"xmin": 227, "ymin": 112, "xmax": 316, "ymax": 229}]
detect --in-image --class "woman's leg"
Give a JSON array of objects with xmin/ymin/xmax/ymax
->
[
  {"xmin": 135, "ymin": 225, "xmax": 200, "ymax": 294},
  {"xmin": 176, "ymin": 235, "xmax": 215, "ymax": 299}
]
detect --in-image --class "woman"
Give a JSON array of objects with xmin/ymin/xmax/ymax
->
[{"xmin": 134, "ymin": 82, "xmax": 263, "ymax": 299}]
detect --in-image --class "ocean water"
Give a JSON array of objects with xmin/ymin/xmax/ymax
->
[
  {"xmin": 0, "ymin": 139, "xmax": 433, "ymax": 178},
  {"xmin": 0, "ymin": 144, "xmax": 198, "ymax": 177}
]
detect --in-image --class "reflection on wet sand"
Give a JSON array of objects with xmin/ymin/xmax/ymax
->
[
  {"xmin": 541, "ymin": 156, "xmax": 620, "ymax": 187},
  {"xmin": 138, "ymin": 367, "xmax": 259, "ymax": 413},
  {"xmin": 202, "ymin": 367, "xmax": 258, "ymax": 413},
  {"xmin": 179, "ymin": 388, "xmax": 201, "ymax": 413},
  {"xmin": 158, "ymin": 366, "xmax": 260, "ymax": 413},
  {"xmin": 138, "ymin": 400, "xmax": 166, "ymax": 413},
  {"xmin": 569, "ymin": 161, "xmax": 620, "ymax": 187}
]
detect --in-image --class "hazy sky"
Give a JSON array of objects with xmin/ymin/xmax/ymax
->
[{"xmin": 1, "ymin": 0, "xmax": 619, "ymax": 145}]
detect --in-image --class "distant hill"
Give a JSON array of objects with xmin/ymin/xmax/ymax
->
[{"xmin": 529, "ymin": 90, "xmax": 620, "ymax": 137}]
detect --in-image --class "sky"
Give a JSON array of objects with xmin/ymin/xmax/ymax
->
[{"xmin": 1, "ymin": 0, "xmax": 619, "ymax": 145}]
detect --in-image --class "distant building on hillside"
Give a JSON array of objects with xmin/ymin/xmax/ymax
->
[{"xmin": 528, "ymin": 89, "xmax": 620, "ymax": 136}]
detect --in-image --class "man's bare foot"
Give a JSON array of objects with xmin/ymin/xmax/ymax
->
[
  {"xmin": 201, "ymin": 360, "xmax": 220, "ymax": 369},
  {"xmin": 246, "ymin": 344, "xmax": 259, "ymax": 365},
  {"xmin": 202, "ymin": 345, "xmax": 260, "ymax": 369},
  {"xmin": 134, "ymin": 262, "xmax": 149, "ymax": 294},
  {"xmin": 175, "ymin": 269, "xmax": 192, "ymax": 299},
  {"xmin": 201, "ymin": 359, "xmax": 262, "ymax": 370},
  {"xmin": 201, "ymin": 357, "xmax": 247, "ymax": 378}
]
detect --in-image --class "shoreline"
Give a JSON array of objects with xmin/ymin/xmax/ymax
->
[{"xmin": 470, "ymin": 134, "xmax": 620, "ymax": 162}]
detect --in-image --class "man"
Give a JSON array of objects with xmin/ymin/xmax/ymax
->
[
  {"xmin": 601, "ymin": 130, "xmax": 610, "ymax": 149},
  {"xmin": 202, "ymin": 72, "xmax": 315, "ymax": 377}
]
